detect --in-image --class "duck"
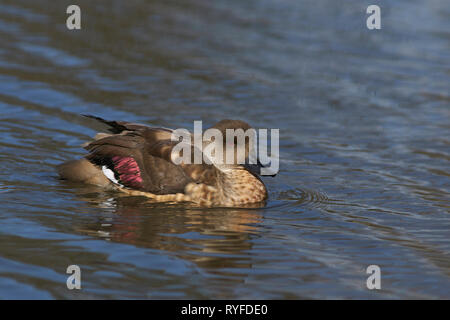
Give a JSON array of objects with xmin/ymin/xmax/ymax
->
[{"xmin": 58, "ymin": 115, "xmax": 275, "ymax": 207}]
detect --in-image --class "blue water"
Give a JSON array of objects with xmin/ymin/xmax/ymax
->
[{"xmin": 0, "ymin": 0, "xmax": 449, "ymax": 299}]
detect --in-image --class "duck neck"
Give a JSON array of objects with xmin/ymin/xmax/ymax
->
[{"xmin": 216, "ymin": 168, "xmax": 267, "ymax": 205}]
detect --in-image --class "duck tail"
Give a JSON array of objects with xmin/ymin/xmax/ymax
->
[{"xmin": 82, "ymin": 114, "xmax": 129, "ymax": 133}]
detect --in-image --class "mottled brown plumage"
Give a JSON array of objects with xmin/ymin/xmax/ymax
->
[{"xmin": 57, "ymin": 115, "xmax": 273, "ymax": 207}]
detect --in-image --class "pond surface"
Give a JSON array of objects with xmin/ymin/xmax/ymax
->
[{"xmin": 0, "ymin": 0, "xmax": 449, "ymax": 299}]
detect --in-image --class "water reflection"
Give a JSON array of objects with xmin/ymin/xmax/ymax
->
[{"xmin": 69, "ymin": 185, "xmax": 264, "ymax": 272}]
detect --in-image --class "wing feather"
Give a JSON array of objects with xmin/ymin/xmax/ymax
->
[{"xmin": 83, "ymin": 117, "xmax": 218, "ymax": 194}]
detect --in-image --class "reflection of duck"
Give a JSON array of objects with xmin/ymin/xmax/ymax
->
[
  {"xmin": 58, "ymin": 115, "xmax": 275, "ymax": 207},
  {"xmin": 71, "ymin": 189, "xmax": 263, "ymax": 271}
]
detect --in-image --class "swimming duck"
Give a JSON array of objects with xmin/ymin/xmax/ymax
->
[{"xmin": 58, "ymin": 115, "xmax": 275, "ymax": 207}]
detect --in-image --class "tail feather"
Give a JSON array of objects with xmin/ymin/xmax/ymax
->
[
  {"xmin": 57, "ymin": 158, "xmax": 112, "ymax": 187},
  {"xmin": 82, "ymin": 114, "xmax": 128, "ymax": 134},
  {"xmin": 83, "ymin": 114, "xmax": 162, "ymax": 134}
]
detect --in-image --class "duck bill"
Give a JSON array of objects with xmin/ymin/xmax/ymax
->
[{"xmin": 244, "ymin": 159, "xmax": 277, "ymax": 177}]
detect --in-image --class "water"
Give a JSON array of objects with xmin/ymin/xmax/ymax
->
[{"xmin": 0, "ymin": 0, "xmax": 449, "ymax": 299}]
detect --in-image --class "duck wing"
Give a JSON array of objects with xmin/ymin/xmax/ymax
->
[{"xmin": 83, "ymin": 116, "xmax": 218, "ymax": 194}]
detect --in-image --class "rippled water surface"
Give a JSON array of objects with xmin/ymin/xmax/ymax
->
[{"xmin": 0, "ymin": 0, "xmax": 449, "ymax": 299}]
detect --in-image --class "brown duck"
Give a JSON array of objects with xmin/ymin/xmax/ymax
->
[{"xmin": 58, "ymin": 115, "xmax": 275, "ymax": 207}]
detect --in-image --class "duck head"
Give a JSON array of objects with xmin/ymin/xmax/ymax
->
[{"xmin": 203, "ymin": 119, "xmax": 276, "ymax": 177}]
